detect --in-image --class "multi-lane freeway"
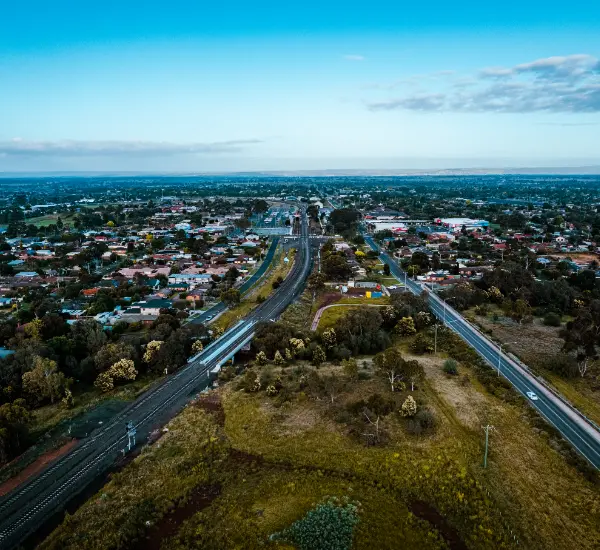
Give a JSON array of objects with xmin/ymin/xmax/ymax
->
[
  {"xmin": 365, "ymin": 235, "xmax": 600, "ymax": 469},
  {"xmin": 0, "ymin": 215, "xmax": 312, "ymax": 550}
]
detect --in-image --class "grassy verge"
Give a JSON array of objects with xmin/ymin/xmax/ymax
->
[{"xmin": 214, "ymin": 249, "xmax": 295, "ymax": 332}]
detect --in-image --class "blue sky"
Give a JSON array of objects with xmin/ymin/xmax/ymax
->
[{"xmin": 1, "ymin": 0, "xmax": 599, "ymax": 172}]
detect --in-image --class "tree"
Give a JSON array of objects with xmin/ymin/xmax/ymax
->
[
  {"xmin": 312, "ymin": 345, "xmax": 326, "ymax": 366},
  {"xmin": 94, "ymin": 371, "xmax": 114, "ymax": 392},
  {"xmin": 322, "ymin": 254, "xmax": 352, "ymax": 281},
  {"xmin": 307, "ymin": 272, "xmax": 327, "ymax": 291},
  {"xmin": 0, "ymin": 399, "xmax": 31, "ymax": 464},
  {"xmin": 289, "ymin": 337, "xmax": 306, "ymax": 356},
  {"xmin": 511, "ymin": 299, "xmax": 532, "ymax": 324},
  {"xmin": 108, "ymin": 359, "xmax": 137, "ymax": 381},
  {"xmin": 95, "ymin": 342, "xmax": 137, "ymax": 373},
  {"xmin": 373, "ymin": 348, "xmax": 406, "ymax": 392},
  {"xmin": 71, "ymin": 319, "xmax": 107, "ymax": 355},
  {"xmin": 23, "ymin": 318, "xmax": 43, "ymax": 341},
  {"xmin": 191, "ymin": 340, "xmax": 204, "ymax": 354},
  {"xmin": 143, "ymin": 340, "xmax": 163, "ymax": 364},
  {"xmin": 394, "ymin": 316, "xmax": 416, "ymax": 336},
  {"xmin": 383, "ymin": 263, "xmax": 390, "ymax": 276},
  {"xmin": 62, "ymin": 388, "xmax": 75, "ymax": 409},
  {"xmin": 220, "ymin": 288, "xmax": 241, "ymax": 307},
  {"xmin": 342, "ymin": 358, "xmax": 358, "ymax": 380},
  {"xmin": 401, "ymin": 395, "xmax": 417, "ymax": 417},
  {"xmin": 322, "ymin": 328, "xmax": 337, "ymax": 349},
  {"xmin": 404, "ymin": 359, "xmax": 424, "ymax": 391},
  {"xmin": 234, "ymin": 217, "xmax": 251, "ymax": 231},
  {"xmin": 411, "ymin": 333, "xmax": 434, "ymax": 354},
  {"xmin": 336, "ymin": 308, "xmax": 389, "ymax": 355},
  {"xmin": 22, "ymin": 357, "xmax": 68, "ymax": 405},
  {"xmin": 273, "ymin": 350, "xmax": 285, "ymax": 366},
  {"xmin": 151, "ymin": 328, "xmax": 193, "ymax": 374},
  {"xmin": 255, "ymin": 351, "xmax": 268, "ymax": 366},
  {"xmin": 381, "ymin": 305, "xmax": 397, "ymax": 325},
  {"xmin": 252, "ymin": 199, "xmax": 269, "ymax": 214},
  {"xmin": 321, "ymin": 374, "xmax": 344, "ymax": 403},
  {"xmin": 561, "ymin": 300, "xmax": 600, "ymax": 377}
]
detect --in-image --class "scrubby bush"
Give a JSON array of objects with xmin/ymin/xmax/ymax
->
[
  {"xmin": 543, "ymin": 312, "xmax": 562, "ymax": 327},
  {"xmin": 411, "ymin": 333, "xmax": 434, "ymax": 354},
  {"xmin": 255, "ymin": 351, "xmax": 268, "ymax": 366},
  {"xmin": 394, "ymin": 316, "xmax": 416, "ymax": 336},
  {"xmin": 270, "ymin": 496, "xmax": 360, "ymax": 550},
  {"xmin": 312, "ymin": 345, "xmax": 326, "ymax": 366},
  {"xmin": 400, "ymin": 395, "xmax": 417, "ymax": 417},
  {"xmin": 407, "ymin": 409, "xmax": 437, "ymax": 435},
  {"xmin": 545, "ymin": 353, "xmax": 578, "ymax": 378},
  {"xmin": 347, "ymin": 393, "xmax": 396, "ymax": 417},
  {"xmin": 443, "ymin": 359, "xmax": 458, "ymax": 375}
]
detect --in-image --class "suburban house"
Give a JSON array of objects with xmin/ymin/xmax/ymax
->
[{"xmin": 131, "ymin": 298, "xmax": 172, "ymax": 315}]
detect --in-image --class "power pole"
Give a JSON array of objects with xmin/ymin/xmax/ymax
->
[{"xmin": 482, "ymin": 425, "xmax": 494, "ymax": 468}]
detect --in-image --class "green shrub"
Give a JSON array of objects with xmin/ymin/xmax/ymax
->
[
  {"xmin": 411, "ymin": 333, "xmax": 434, "ymax": 354},
  {"xmin": 270, "ymin": 496, "xmax": 360, "ymax": 550},
  {"xmin": 407, "ymin": 409, "xmax": 437, "ymax": 435},
  {"xmin": 442, "ymin": 359, "xmax": 458, "ymax": 375},
  {"xmin": 543, "ymin": 312, "xmax": 562, "ymax": 327}
]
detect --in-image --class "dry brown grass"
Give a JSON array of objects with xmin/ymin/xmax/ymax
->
[
  {"xmin": 408, "ymin": 353, "xmax": 487, "ymax": 430},
  {"xmin": 416, "ymin": 350, "xmax": 600, "ymax": 550}
]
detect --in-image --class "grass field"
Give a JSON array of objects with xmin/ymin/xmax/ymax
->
[
  {"xmin": 24, "ymin": 213, "xmax": 78, "ymax": 227},
  {"xmin": 315, "ymin": 295, "xmax": 390, "ymax": 331},
  {"xmin": 37, "ymin": 340, "xmax": 600, "ymax": 550}
]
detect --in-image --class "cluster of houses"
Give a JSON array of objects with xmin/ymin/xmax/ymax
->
[{"xmin": 0, "ymin": 209, "xmax": 276, "ymax": 327}]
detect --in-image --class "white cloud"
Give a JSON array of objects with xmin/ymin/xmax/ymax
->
[
  {"xmin": 0, "ymin": 139, "xmax": 263, "ymax": 157},
  {"xmin": 367, "ymin": 54, "xmax": 600, "ymax": 113}
]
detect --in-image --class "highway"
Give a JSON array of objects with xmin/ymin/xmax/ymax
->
[
  {"xmin": 364, "ymin": 235, "xmax": 600, "ymax": 469},
  {"xmin": 0, "ymin": 215, "xmax": 312, "ymax": 550}
]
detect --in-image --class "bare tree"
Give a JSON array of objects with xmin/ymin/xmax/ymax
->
[{"xmin": 361, "ymin": 408, "xmax": 381, "ymax": 445}]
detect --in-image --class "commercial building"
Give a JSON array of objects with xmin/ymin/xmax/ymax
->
[{"xmin": 435, "ymin": 218, "xmax": 489, "ymax": 231}]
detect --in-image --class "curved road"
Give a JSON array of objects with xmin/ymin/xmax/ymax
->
[
  {"xmin": 311, "ymin": 303, "xmax": 387, "ymax": 331},
  {"xmin": 0, "ymin": 216, "xmax": 311, "ymax": 550},
  {"xmin": 364, "ymin": 235, "xmax": 600, "ymax": 469}
]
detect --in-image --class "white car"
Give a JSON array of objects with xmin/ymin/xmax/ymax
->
[{"xmin": 526, "ymin": 391, "xmax": 539, "ymax": 401}]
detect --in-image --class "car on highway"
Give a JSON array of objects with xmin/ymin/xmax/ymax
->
[{"xmin": 526, "ymin": 391, "xmax": 539, "ymax": 401}]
